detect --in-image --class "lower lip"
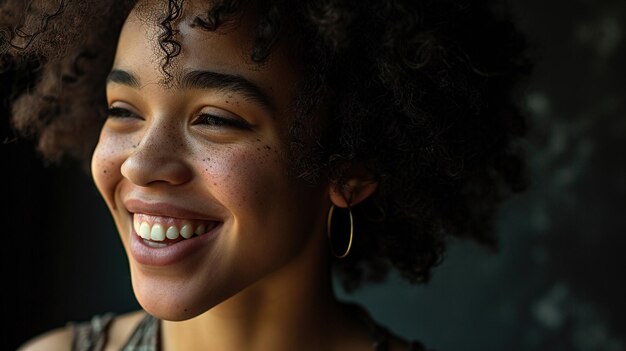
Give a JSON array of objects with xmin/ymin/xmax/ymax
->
[{"xmin": 129, "ymin": 224, "xmax": 221, "ymax": 266}]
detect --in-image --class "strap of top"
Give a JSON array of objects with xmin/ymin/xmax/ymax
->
[
  {"xmin": 71, "ymin": 313, "xmax": 115, "ymax": 351},
  {"xmin": 70, "ymin": 313, "xmax": 158, "ymax": 351},
  {"xmin": 120, "ymin": 313, "xmax": 159, "ymax": 351}
]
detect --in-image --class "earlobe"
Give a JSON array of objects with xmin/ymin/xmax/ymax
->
[{"xmin": 329, "ymin": 178, "xmax": 378, "ymax": 208}]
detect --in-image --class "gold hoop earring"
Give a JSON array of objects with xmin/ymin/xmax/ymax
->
[{"xmin": 326, "ymin": 205, "xmax": 353, "ymax": 258}]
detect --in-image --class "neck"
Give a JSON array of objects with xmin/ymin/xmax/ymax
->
[{"xmin": 161, "ymin": 235, "xmax": 360, "ymax": 351}]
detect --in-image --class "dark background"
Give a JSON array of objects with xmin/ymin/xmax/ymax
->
[{"xmin": 2, "ymin": 0, "xmax": 625, "ymax": 350}]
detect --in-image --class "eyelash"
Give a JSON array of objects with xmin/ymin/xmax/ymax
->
[
  {"xmin": 106, "ymin": 107, "xmax": 250, "ymax": 130},
  {"xmin": 196, "ymin": 113, "xmax": 251, "ymax": 129},
  {"xmin": 107, "ymin": 107, "xmax": 138, "ymax": 119}
]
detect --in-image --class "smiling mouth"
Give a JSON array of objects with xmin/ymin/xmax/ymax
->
[{"xmin": 131, "ymin": 213, "xmax": 220, "ymax": 248}]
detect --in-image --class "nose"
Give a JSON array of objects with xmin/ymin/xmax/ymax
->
[{"xmin": 121, "ymin": 125, "xmax": 193, "ymax": 187}]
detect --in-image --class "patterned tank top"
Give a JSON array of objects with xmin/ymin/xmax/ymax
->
[{"xmin": 71, "ymin": 308, "xmax": 427, "ymax": 351}]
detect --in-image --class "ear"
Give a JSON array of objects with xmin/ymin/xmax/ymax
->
[{"xmin": 329, "ymin": 176, "xmax": 379, "ymax": 208}]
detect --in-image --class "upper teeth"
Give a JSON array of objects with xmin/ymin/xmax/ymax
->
[{"xmin": 133, "ymin": 214, "xmax": 216, "ymax": 241}]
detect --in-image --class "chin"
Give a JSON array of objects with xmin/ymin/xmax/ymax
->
[
  {"xmin": 141, "ymin": 304, "xmax": 205, "ymax": 322},
  {"xmin": 129, "ymin": 268, "xmax": 239, "ymax": 321},
  {"xmin": 132, "ymin": 282, "xmax": 211, "ymax": 321}
]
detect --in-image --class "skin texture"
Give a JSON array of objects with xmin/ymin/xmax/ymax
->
[
  {"xmin": 87, "ymin": 2, "xmax": 380, "ymax": 351},
  {"xmin": 94, "ymin": 3, "xmax": 326, "ymax": 320}
]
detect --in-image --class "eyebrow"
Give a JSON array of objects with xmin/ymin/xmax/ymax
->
[
  {"xmin": 107, "ymin": 69, "xmax": 140, "ymax": 88},
  {"xmin": 106, "ymin": 69, "xmax": 276, "ymax": 112}
]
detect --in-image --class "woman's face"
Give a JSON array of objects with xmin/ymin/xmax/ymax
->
[{"xmin": 92, "ymin": 3, "xmax": 330, "ymax": 320}]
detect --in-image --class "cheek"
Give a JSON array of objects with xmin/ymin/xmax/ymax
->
[
  {"xmin": 195, "ymin": 142, "xmax": 325, "ymax": 258},
  {"xmin": 195, "ymin": 141, "xmax": 282, "ymax": 214},
  {"xmin": 212, "ymin": 149, "xmax": 298, "ymax": 268}
]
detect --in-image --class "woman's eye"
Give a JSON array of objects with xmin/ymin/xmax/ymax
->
[
  {"xmin": 197, "ymin": 113, "xmax": 250, "ymax": 130},
  {"xmin": 107, "ymin": 106, "xmax": 140, "ymax": 119}
]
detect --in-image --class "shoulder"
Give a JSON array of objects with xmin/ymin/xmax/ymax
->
[
  {"xmin": 18, "ymin": 326, "xmax": 72, "ymax": 351},
  {"xmin": 17, "ymin": 310, "xmax": 147, "ymax": 351}
]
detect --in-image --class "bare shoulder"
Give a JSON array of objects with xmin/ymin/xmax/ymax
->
[{"xmin": 18, "ymin": 326, "xmax": 73, "ymax": 351}]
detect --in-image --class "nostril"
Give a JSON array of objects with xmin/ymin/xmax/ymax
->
[{"xmin": 157, "ymin": 161, "xmax": 194, "ymax": 185}]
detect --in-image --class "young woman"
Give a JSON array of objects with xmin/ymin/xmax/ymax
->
[{"xmin": 2, "ymin": 0, "xmax": 530, "ymax": 350}]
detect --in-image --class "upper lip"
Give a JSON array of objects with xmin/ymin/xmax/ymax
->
[{"xmin": 124, "ymin": 198, "xmax": 222, "ymax": 221}]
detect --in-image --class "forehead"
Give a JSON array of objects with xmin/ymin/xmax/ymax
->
[{"xmin": 113, "ymin": 1, "xmax": 302, "ymax": 109}]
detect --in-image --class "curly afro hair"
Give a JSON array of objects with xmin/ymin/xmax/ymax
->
[{"xmin": 1, "ymin": 0, "xmax": 531, "ymax": 291}]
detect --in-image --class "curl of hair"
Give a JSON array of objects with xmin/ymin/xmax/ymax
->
[
  {"xmin": 1, "ymin": 0, "xmax": 531, "ymax": 290},
  {"xmin": 157, "ymin": 0, "xmax": 183, "ymax": 80}
]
